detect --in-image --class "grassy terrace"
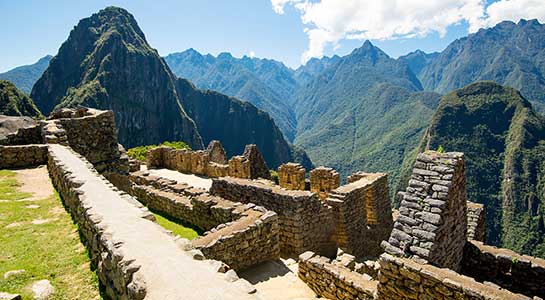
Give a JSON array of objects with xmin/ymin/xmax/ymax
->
[
  {"xmin": 0, "ymin": 169, "xmax": 100, "ymax": 299},
  {"xmin": 151, "ymin": 211, "xmax": 201, "ymax": 240}
]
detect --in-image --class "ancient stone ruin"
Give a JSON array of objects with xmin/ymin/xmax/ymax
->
[{"xmin": 2, "ymin": 107, "xmax": 544, "ymax": 300}]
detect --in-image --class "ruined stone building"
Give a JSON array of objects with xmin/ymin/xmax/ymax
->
[{"xmin": 1, "ymin": 107, "xmax": 544, "ymax": 300}]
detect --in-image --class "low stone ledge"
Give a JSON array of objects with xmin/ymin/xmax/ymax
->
[
  {"xmin": 377, "ymin": 253, "xmax": 531, "ymax": 300},
  {"xmin": 192, "ymin": 209, "xmax": 281, "ymax": 271},
  {"xmin": 298, "ymin": 251, "xmax": 377, "ymax": 300},
  {"xmin": 0, "ymin": 144, "xmax": 48, "ymax": 169},
  {"xmin": 461, "ymin": 240, "xmax": 545, "ymax": 298}
]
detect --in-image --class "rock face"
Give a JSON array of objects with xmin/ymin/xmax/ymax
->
[
  {"xmin": 400, "ymin": 82, "xmax": 545, "ymax": 258},
  {"xmin": 0, "ymin": 55, "xmax": 51, "ymax": 94},
  {"xmin": 165, "ymin": 50, "xmax": 298, "ymax": 141},
  {"xmin": 0, "ymin": 80, "xmax": 42, "ymax": 118},
  {"xmin": 175, "ymin": 78, "xmax": 311, "ymax": 169},
  {"xmin": 30, "ymin": 6, "xmax": 307, "ymax": 170},
  {"xmin": 30, "ymin": 7, "xmax": 203, "ymax": 149}
]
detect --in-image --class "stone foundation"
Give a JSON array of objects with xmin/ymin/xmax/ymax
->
[
  {"xmin": 382, "ymin": 151, "xmax": 467, "ymax": 271},
  {"xmin": 467, "ymin": 202, "xmax": 486, "ymax": 242},
  {"xmin": 327, "ymin": 173, "xmax": 393, "ymax": 258},
  {"xmin": 210, "ymin": 177, "xmax": 337, "ymax": 257},
  {"xmin": 461, "ymin": 240, "xmax": 545, "ymax": 298},
  {"xmin": 376, "ymin": 253, "xmax": 530, "ymax": 300},
  {"xmin": 47, "ymin": 144, "xmax": 259, "ymax": 300},
  {"xmin": 0, "ymin": 144, "xmax": 48, "ymax": 169},
  {"xmin": 298, "ymin": 251, "xmax": 377, "ymax": 300}
]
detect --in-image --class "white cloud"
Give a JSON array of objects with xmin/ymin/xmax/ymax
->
[
  {"xmin": 481, "ymin": 0, "xmax": 545, "ymax": 28},
  {"xmin": 272, "ymin": 0, "xmax": 545, "ymax": 63}
]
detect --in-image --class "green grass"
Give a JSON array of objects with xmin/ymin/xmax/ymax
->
[
  {"xmin": 151, "ymin": 211, "xmax": 201, "ymax": 240},
  {"xmin": 0, "ymin": 170, "xmax": 100, "ymax": 299},
  {"xmin": 127, "ymin": 141, "xmax": 190, "ymax": 162}
]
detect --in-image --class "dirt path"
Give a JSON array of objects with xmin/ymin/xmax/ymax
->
[
  {"xmin": 239, "ymin": 259, "xmax": 319, "ymax": 300},
  {"xmin": 14, "ymin": 166, "xmax": 54, "ymax": 201}
]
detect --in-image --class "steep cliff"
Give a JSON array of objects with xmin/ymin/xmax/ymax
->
[
  {"xmin": 165, "ymin": 50, "xmax": 298, "ymax": 141},
  {"xmin": 0, "ymin": 80, "xmax": 42, "ymax": 118},
  {"xmin": 418, "ymin": 19, "xmax": 545, "ymax": 113},
  {"xmin": 175, "ymin": 78, "xmax": 311, "ymax": 169},
  {"xmin": 30, "ymin": 7, "xmax": 203, "ymax": 149}
]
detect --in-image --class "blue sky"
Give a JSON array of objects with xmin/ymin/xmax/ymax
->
[{"xmin": 0, "ymin": 0, "xmax": 543, "ymax": 72}]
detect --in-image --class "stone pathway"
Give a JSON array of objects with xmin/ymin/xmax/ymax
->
[
  {"xmin": 147, "ymin": 168, "xmax": 213, "ymax": 190},
  {"xmin": 48, "ymin": 145, "xmax": 258, "ymax": 299}
]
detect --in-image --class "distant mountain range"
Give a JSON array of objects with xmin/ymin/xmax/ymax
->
[
  {"xmin": 412, "ymin": 19, "xmax": 545, "ymax": 113},
  {"xmin": 165, "ymin": 50, "xmax": 299, "ymax": 141},
  {"xmin": 4, "ymin": 7, "xmax": 545, "ymax": 257},
  {"xmin": 28, "ymin": 7, "xmax": 310, "ymax": 169},
  {"xmin": 0, "ymin": 55, "xmax": 51, "ymax": 94}
]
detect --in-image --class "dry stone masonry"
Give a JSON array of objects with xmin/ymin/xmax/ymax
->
[
  {"xmin": 382, "ymin": 151, "xmax": 467, "ymax": 271},
  {"xmin": 376, "ymin": 253, "xmax": 530, "ymax": 300},
  {"xmin": 46, "ymin": 144, "xmax": 260, "ymax": 300},
  {"xmin": 0, "ymin": 144, "xmax": 47, "ymax": 169},
  {"xmin": 310, "ymin": 166, "xmax": 340, "ymax": 199},
  {"xmin": 125, "ymin": 171, "xmax": 281, "ymax": 271},
  {"xmin": 298, "ymin": 251, "xmax": 377, "ymax": 300},
  {"xmin": 278, "ymin": 162, "xmax": 306, "ymax": 190},
  {"xmin": 461, "ymin": 240, "xmax": 545, "ymax": 298},
  {"xmin": 146, "ymin": 142, "xmax": 270, "ymax": 180},
  {"xmin": 210, "ymin": 177, "xmax": 337, "ymax": 257},
  {"xmin": 467, "ymin": 202, "xmax": 486, "ymax": 242},
  {"xmin": 327, "ymin": 173, "xmax": 393, "ymax": 258}
]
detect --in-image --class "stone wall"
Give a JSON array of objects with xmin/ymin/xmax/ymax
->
[
  {"xmin": 44, "ymin": 107, "xmax": 128, "ymax": 175},
  {"xmin": 310, "ymin": 167, "xmax": 340, "ymax": 199},
  {"xmin": 278, "ymin": 162, "xmax": 306, "ymax": 190},
  {"xmin": 210, "ymin": 177, "xmax": 337, "ymax": 257},
  {"xmin": 47, "ymin": 144, "xmax": 260, "ymax": 300},
  {"xmin": 467, "ymin": 202, "xmax": 486, "ymax": 242},
  {"xmin": 327, "ymin": 173, "xmax": 393, "ymax": 258},
  {"xmin": 47, "ymin": 146, "xmax": 150, "ymax": 299},
  {"xmin": 192, "ymin": 208, "xmax": 280, "ymax": 271},
  {"xmin": 382, "ymin": 151, "xmax": 467, "ymax": 271},
  {"xmin": 0, "ymin": 144, "xmax": 48, "ymax": 169},
  {"xmin": 461, "ymin": 240, "xmax": 545, "ymax": 298},
  {"xmin": 146, "ymin": 142, "xmax": 270, "ymax": 180},
  {"xmin": 298, "ymin": 251, "xmax": 377, "ymax": 300},
  {"xmin": 376, "ymin": 253, "xmax": 530, "ymax": 300},
  {"xmin": 46, "ymin": 108, "xmax": 121, "ymax": 165},
  {"xmin": 127, "ymin": 171, "xmax": 280, "ymax": 270}
]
